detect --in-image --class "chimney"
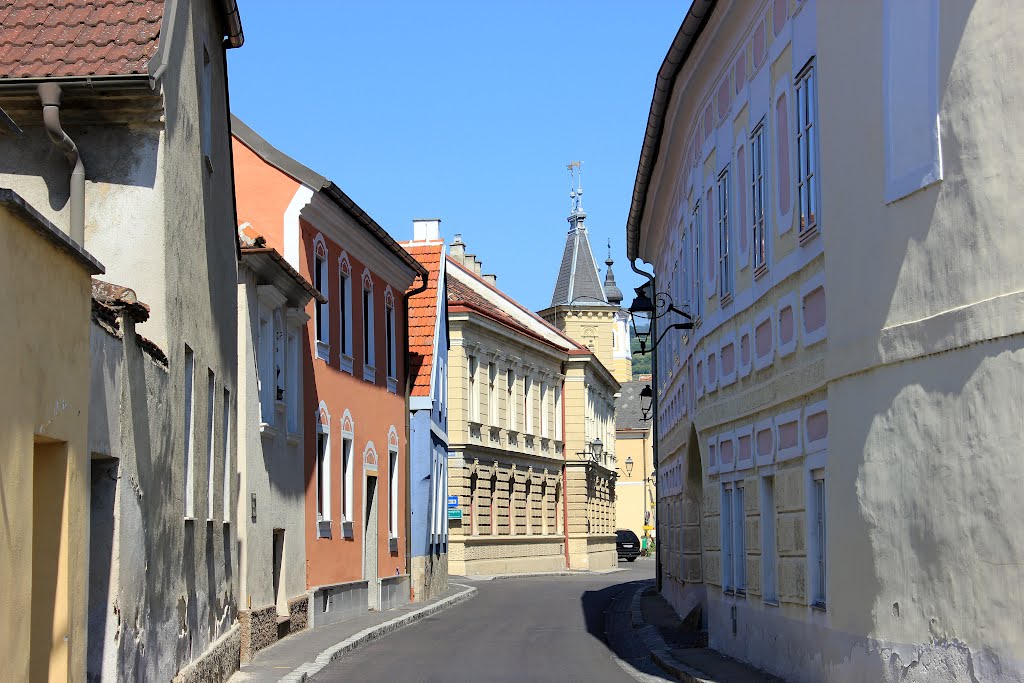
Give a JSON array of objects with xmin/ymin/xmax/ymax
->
[
  {"xmin": 483, "ymin": 274, "xmax": 498, "ymax": 285},
  {"xmin": 450, "ymin": 233, "xmax": 465, "ymax": 264},
  {"xmin": 468, "ymin": 256, "xmax": 482, "ymax": 275},
  {"xmin": 412, "ymin": 218, "xmax": 441, "ymax": 242}
]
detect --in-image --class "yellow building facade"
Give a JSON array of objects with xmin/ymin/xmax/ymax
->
[
  {"xmin": 614, "ymin": 381, "xmax": 655, "ymax": 548},
  {"xmin": 0, "ymin": 189, "xmax": 103, "ymax": 682}
]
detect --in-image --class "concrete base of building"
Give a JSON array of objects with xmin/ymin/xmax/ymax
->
[
  {"xmin": 171, "ymin": 623, "xmax": 240, "ymax": 683},
  {"xmin": 239, "ymin": 595, "xmax": 309, "ymax": 663},
  {"xmin": 411, "ymin": 552, "xmax": 449, "ymax": 602},
  {"xmin": 454, "ymin": 553, "xmax": 567, "ymax": 576},
  {"xmin": 449, "ymin": 534, "xmax": 567, "ymax": 576},
  {"xmin": 380, "ymin": 574, "xmax": 411, "ymax": 611},
  {"xmin": 568, "ymin": 533, "xmax": 618, "ymax": 571},
  {"xmin": 308, "ymin": 580, "xmax": 369, "ymax": 628}
]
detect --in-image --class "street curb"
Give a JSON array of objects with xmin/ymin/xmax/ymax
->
[
  {"xmin": 464, "ymin": 567, "xmax": 628, "ymax": 581},
  {"xmin": 277, "ymin": 583, "xmax": 477, "ymax": 683}
]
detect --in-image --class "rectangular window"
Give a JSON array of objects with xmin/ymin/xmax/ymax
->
[
  {"xmin": 524, "ymin": 376, "xmax": 533, "ymax": 434},
  {"xmin": 206, "ymin": 370, "xmax": 216, "ymax": 521},
  {"xmin": 751, "ymin": 125, "xmax": 768, "ymax": 270},
  {"xmin": 540, "ymin": 382, "xmax": 548, "ymax": 438},
  {"xmin": 796, "ymin": 64, "xmax": 818, "ymax": 234},
  {"xmin": 316, "ymin": 432, "xmax": 330, "ymax": 523},
  {"xmin": 554, "ymin": 383, "xmax": 562, "ymax": 441},
  {"xmin": 258, "ymin": 311, "xmax": 273, "ymax": 423},
  {"xmin": 386, "ymin": 303, "xmax": 396, "ymax": 379},
  {"xmin": 340, "ymin": 272, "xmax": 351, "ymax": 357},
  {"xmin": 342, "ymin": 437, "xmax": 353, "ymax": 522},
  {"xmin": 761, "ymin": 476, "xmax": 777, "ymax": 602},
  {"xmin": 717, "ymin": 168, "xmax": 732, "ymax": 299},
  {"xmin": 183, "ymin": 345, "xmax": 196, "ymax": 519},
  {"xmin": 286, "ymin": 328, "xmax": 299, "ymax": 433},
  {"xmin": 811, "ymin": 474, "xmax": 827, "ymax": 607},
  {"xmin": 468, "ymin": 356, "xmax": 479, "ymax": 422},
  {"xmin": 389, "ymin": 450, "xmax": 399, "ymax": 539},
  {"xmin": 488, "ymin": 363, "xmax": 497, "ymax": 425},
  {"xmin": 721, "ymin": 485, "xmax": 733, "ymax": 591},
  {"xmin": 734, "ymin": 482, "xmax": 746, "ymax": 593},
  {"xmin": 693, "ymin": 201, "xmax": 703, "ymax": 318},
  {"xmin": 363, "ymin": 287, "xmax": 376, "ymax": 370},
  {"xmin": 315, "ymin": 255, "xmax": 328, "ymax": 347},
  {"xmin": 507, "ymin": 369, "xmax": 516, "ymax": 430},
  {"xmin": 222, "ymin": 389, "xmax": 231, "ymax": 522}
]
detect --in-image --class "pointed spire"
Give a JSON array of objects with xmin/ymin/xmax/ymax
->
[
  {"xmin": 603, "ymin": 239, "xmax": 623, "ymax": 306},
  {"xmin": 550, "ymin": 162, "xmax": 609, "ymax": 307}
]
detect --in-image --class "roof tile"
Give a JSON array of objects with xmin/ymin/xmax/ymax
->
[
  {"xmin": 401, "ymin": 241, "xmax": 445, "ymax": 397},
  {"xmin": 0, "ymin": 0, "xmax": 165, "ymax": 80}
]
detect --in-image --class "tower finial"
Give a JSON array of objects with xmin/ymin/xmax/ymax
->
[
  {"xmin": 606, "ymin": 238, "xmax": 613, "ymax": 265},
  {"xmin": 566, "ymin": 161, "xmax": 584, "ymax": 216}
]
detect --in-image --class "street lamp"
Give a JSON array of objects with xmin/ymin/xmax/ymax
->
[
  {"xmin": 576, "ymin": 438, "xmax": 604, "ymax": 463},
  {"xmin": 628, "ymin": 285, "xmax": 693, "ymax": 356},
  {"xmin": 624, "ymin": 457, "xmax": 634, "ymax": 477},
  {"xmin": 640, "ymin": 384, "xmax": 653, "ymax": 422}
]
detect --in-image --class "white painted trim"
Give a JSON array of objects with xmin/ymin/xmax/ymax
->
[
  {"xmin": 804, "ymin": 399, "xmax": 828, "ymax": 455},
  {"xmin": 776, "ymin": 291, "xmax": 799, "ymax": 358},
  {"xmin": 774, "ymin": 407, "xmax": 802, "ymax": 462},
  {"xmin": 772, "ymin": 76, "xmax": 795, "ymax": 237},
  {"xmin": 800, "ymin": 270, "xmax": 827, "ymax": 347},
  {"xmin": 735, "ymin": 423, "xmax": 754, "ymax": 471},
  {"xmin": 695, "ymin": 351, "xmax": 706, "ymax": 399},
  {"xmin": 707, "ymin": 436, "xmax": 719, "ymax": 475},
  {"xmin": 284, "ymin": 184, "xmax": 314, "ymax": 270},
  {"xmin": 738, "ymin": 323, "xmax": 753, "ymax": 378},
  {"xmin": 718, "ymin": 429, "xmax": 736, "ymax": 474},
  {"xmin": 754, "ymin": 417, "xmax": 776, "ymax": 468},
  {"xmin": 719, "ymin": 330, "xmax": 738, "ymax": 387},
  {"xmin": 706, "ymin": 346, "xmax": 719, "ymax": 393},
  {"xmin": 753, "ymin": 306, "xmax": 775, "ymax": 371}
]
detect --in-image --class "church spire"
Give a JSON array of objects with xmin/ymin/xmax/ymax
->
[
  {"xmin": 603, "ymin": 239, "xmax": 623, "ymax": 306},
  {"xmin": 549, "ymin": 162, "xmax": 609, "ymax": 307}
]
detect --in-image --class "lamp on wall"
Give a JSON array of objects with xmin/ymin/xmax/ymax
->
[
  {"xmin": 622, "ymin": 456, "xmax": 634, "ymax": 477},
  {"xmin": 640, "ymin": 384, "xmax": 653, "ymax": 421},
  {"xmin": 628, "ymin": 284, "xmax": 693, "ymax": 355},
  {"xmin": 576, "ymin": 438, "xmax": 604, "ymax": 464}
]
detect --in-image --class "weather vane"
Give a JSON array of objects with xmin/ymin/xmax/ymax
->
[{"xmin": 567, "ymin": 161, "xmax": 584, "ymax": 215}]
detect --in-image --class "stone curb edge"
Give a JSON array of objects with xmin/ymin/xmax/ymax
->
[
  {"xmin": 277, "ymin": 583, "xmax": 478, "ymax": 683},
  {"xmin": 467, "ymin": 567, "xmax": 629, "ymax": 581}
]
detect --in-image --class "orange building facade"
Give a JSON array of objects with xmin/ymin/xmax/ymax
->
[{"xmin": 232, "ymin": 117, "xmax": 426, "ymax": 619}]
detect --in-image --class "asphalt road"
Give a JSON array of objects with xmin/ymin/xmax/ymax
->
[{"xmin": 311, "ymin": 557, "xmax": 656, "ymax": 683}]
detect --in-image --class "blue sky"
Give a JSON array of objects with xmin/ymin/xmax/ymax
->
[{"xmin": 228, "ymin": 1, "xmax": 687, "ymax": 312}]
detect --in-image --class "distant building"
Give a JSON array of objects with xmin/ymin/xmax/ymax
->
[
  {"xmin": 0, "ymin": 189, "xmax": 103, "ymax": 682},
  {"xmin": 400, "ymin": 220, "xmax": 451, "ymax": 601},
  {"xmin": 0, "ymin": 2, "xmax": 245, "ymax": 680},
  {"xmin": 446, "ymin": 234, "xmax": 620, "ymax": 574},
  {"xmin": 626, "ymin": 1, "xmax": 1024, "ymax": 681},
  {"xmin": 231, "ymin": 118, "xmax": 427, "ymax": 622},
  {"xmin": 615, "ymin": 379, "xmax": 655, "ymax": 548}
]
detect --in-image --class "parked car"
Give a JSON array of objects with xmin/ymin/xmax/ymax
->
[{"xmin": 616, "ymin": 529, "xmax": 641, "ymax": 562}]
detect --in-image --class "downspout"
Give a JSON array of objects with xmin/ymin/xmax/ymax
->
[
  {"xmin": 561, "ymin": 375, "xmax": 570, "ymax": 569},
  {"xmin": 403, "ymin": 270, "xmax": 429, "ymax": 600},
  {"xmin": 631, "ymin": 258, "xmax": 660, "ymax": 592},
  {"xmin": 38, "ymin": 83, "xmax": 84, "ymax": 245}
]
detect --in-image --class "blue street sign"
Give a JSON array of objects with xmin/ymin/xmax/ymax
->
[{"xmin": 447, "ymin": 495, "xmax": 459, "ymax": 508}]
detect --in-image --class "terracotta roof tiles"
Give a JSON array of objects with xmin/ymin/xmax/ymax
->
[
  {"xmin": 402, "ymin": 241, "xmax": 445, "ymax": 398},
  {"xmin": 0, "ymin": 0, "xmax": 164, "ymax": 80}
]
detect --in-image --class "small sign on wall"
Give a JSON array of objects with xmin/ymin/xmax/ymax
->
[
  {"xmin": 447, "ymin": 495, "xmax": 459, "ymax": 509},
  {"xmin": 447, "ymin": 508, "xmax": 462, "ymax": 520}
]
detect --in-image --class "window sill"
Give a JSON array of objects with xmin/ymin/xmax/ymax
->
[
  {"xmin": 753, "ymin": 263, "xmax": 769, "ymax": 281},
  {"xmin": 363, "ymin": 364, "xmax": 376, "ymax": 384},
  {"xmin": 763, "ymin": 598, "xmax": 780, "ymax": 607},
  {"xmin": 340, "ymin": 353, "xmax": 354, "ymax": 375},
  {"xmin": 260, "ymin": 423, "xmax": 278, "ymax": 440},
  {"xmin": 286, "ymin": 432, "xmax": 302, "ymax": 446},
  {"xmin": 317, "ymin": 520, "xmax": 332, "ymax": 539},
  {"xmin": 341, "ymin": 520, "xmax": 354, "ymax": 539},
  {"xmin": 315, "ymin": 341, "xmax": 330, "ymax": 362},
  {"xmin": 387, "ymin": 377, "xmax": 398, "ymax": 394},
  {"xmin": 798, "ymin": 224, "xmax": 819, "ymax": 246},
  {"xmin": 388, "ymin": 536, "xmax": 399, "ymax": 553},
  {"xmin": 720, "ymin": 292, "xmax": 733, "ymax": 308},
  {"xmin": 184, "ymin": 516, "xmax": 196, "ymax": 524},
  {"xmin": 811, "ymin": 601, "xmax": 827, "ymax": 612}
]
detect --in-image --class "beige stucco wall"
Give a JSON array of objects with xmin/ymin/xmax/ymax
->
[
  {"xmin": 614, "ymin": 430, "xmax": 654, "ymax": 544},
  {"xmin": 0, "ymin": 203, "xmax": 95, "ymax": 682}
]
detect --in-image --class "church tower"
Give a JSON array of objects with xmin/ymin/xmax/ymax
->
[{"xmin": 538, "ymin": 162, "xmax": 633, "ymax": 383}]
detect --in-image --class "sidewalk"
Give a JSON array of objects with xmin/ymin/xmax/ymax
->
[
  {"xmin": 230, "ymin": 583, "xmax": 476, "ymax": 683},
  {"xmin": 604, "ymin": 580, "xmax": 786, "ymax": 683}
]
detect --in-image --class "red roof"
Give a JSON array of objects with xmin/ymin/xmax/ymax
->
[
  {"xmin": 402, "ymin": 241, "xmax": 445, "ymax": 398},
  {"xmin": 0, "ymin": 0, "xmax": 164, "ymax": 79},
  {"xmin": 446, "ymin": 256, "xmax": 585, "ymax": 352}
]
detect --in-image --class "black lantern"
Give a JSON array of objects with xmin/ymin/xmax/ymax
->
[
  {"xmin": 640, "ymin": 384, "xmax": 653, "ymax": 421},
  {"xmin": 591, "ymin": 438, "xmax": 604, "ymax": 459},
  {"xmin": 624, "ymin": 456, "xmax": 634, "ymax": 477},
  {"xmin": 628, "ymin": 285, "xmax": 655, "ymax": 353}
]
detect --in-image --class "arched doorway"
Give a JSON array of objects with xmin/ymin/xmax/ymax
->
[{"xmin": 682, "ymin": 423, "xmax": 704, "ymax": 586}]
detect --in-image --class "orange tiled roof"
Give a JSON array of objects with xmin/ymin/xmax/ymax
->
[
  {"xmin": 0, "ymin": 0, "xmax": 164, "ymax": 80},
  {"xmin": 402, "ymin": 241, "xmax": 445, "ymax": 398}
]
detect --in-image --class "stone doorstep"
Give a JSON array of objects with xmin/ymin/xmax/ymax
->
[{"xmin": 235, "ymin": 583, "xmax": 477, "ymax": 683}]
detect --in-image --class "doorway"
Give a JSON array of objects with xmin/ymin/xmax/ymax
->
[
  {"xmin": 363, "ymin": 476, "xmax": 379, "ymax": 610},
  {"xmin": 88, "ymin": 457, "xmax": 119, "ymax": 682},
  {"xmin": 32, "ymin": 439, "xmax": 70, "ymax": 683},
  {"xmin": 272, "ymin": 529, "xmax": 285, "ymax": 616}
]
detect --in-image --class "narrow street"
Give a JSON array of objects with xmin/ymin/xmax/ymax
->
[{"xmin": 311, "ymin": 558, "xmax": 657, "ymax": 683}]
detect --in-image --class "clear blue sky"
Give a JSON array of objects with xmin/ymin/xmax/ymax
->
[{"xmin": 228, "ymin": 1, "xmax": 687, "ymax": 312}]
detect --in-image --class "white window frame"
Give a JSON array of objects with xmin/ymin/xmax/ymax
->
[
  {"xmin": 316, "ymin": 407, "xmax": 331, "ymax": 538},
  {"xmin": 809, "ymin": 471, "xmax": 827, "ymax": 608},
  {"xmin": 184, "ymin": 345, "xmax": 196, "ymax": 519},
  {"xmin": 506, "ymin": 369, "xmax": 516, "ymax": 430},
  {"xmin": 693, "ymin": 201, "xmax": 703, "ymax": 319},
  {"xmin": 313, "ymin": 237, "xmax": 330, "ymax": 361},
  {"xmin": 761, "ymin": 474, "xmax": 777, "ymax": 603},
  {"xmin": 721, "ymin": 484, "xmax": 733, "ymax": 591},
  {"xmin": 733, "ymin": 481, "xmax": 746, "ymax": 593},
  {"xmin": 717, "ymin": 167, "xmax": 732, "ymax": 301},
  {"xmin": 206, "ymin": 370, "xmax": 216, "ymax": 521},
  {"xmin": 258, "ymin": 308, "xmax": 274, "ymax": 424},
  {"xmin": 221, "ymin": 388, "xmax": 231, "ymax": 523},
  {"xmin": 751, "ymin": 123, "xmax": 769, "ymax": 272},
  {"xmin": 554, "ymin": 382, "xmax": 562, "ymax": 441},
  {"xmin": 524, "ymin": 376, "xmax": 533, "ymax": 434},
  {"xmin": 285, "ymin": 317, "xmax": 300, "ymax": 434},
  {"xmin": 388, "ymin": 447, "xmax": 399, "ymax": 540},
  {"xmin": 795, "ymin": 62, "xmax": 819, "ymax": 238},
  {"xmin": 540, "ymin": 382, "xmax": 548, "ymax": 438},
  {"xmin": 339, "ymin": 255, "xmax": 354, "ymax": 371},
  {"xmin": 488, "ymin": 363, "xmax": 498, "ymax": 425},
  {"xmin": 362, "ymin": 270, "xmax": 376, "ymax": 382},
  {"xmin": 468, "ymin": 355, "xmax": 479, "ymax": 423},
  {"xmin": 341, "ymin": 434, "xmax": 354, "ymax": 523},
  {"xmin": 385, "ymin": 296, "xmax": 397, "ymax": 382}
]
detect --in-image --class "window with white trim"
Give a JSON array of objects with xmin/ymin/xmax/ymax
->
[
  {"xmin": 468, "ymin": 355, "xmax": 479, "ymax": 422},
  {"xmin": 385, "ymin": 298, "xmax": 396, "ymax": 380},
  {"xmin": 341, "ymin": 436, "xmax": 353, "ymax": 522},
  {"xmin": 184, "ymin": 345, "xmax": 196, "ymax": 519},
  {"xmin": 796, "ymin": 63, "xmax": 819, "ymax": 235},
  {"xmin": 488, "ymin": 363, "xmax": 498, "ymax": 425},
  {"xmin": 693, "ymin": 201, "xmax": 703, "ymax": 318},
  {"xmin": 222, "ymin": 388, "xmax": 231, "ymax": 522},
  {"xmin": 314, "ymin": 243, "xmax": 329, "ymax": 354},
  {"xmin": 734, "ymin": 481, "xmax": 746, "ymax": 593},
  {"xmin": 258, "ymin": 309, "xmax": 273, "ymax": 423},
  {"xmin": 761, "ymin": 475, "xmax": 777, "ymax": 602},
  {"xmin": 316, "ymin": 419, "xmax": 331, "ymax": 535},
  {"xmin": 810, "ymin": 473, "xmax": 827, "ymax": 608},
  {"xmin": 751, "ymin": 124, "xmax": 768, "ymax": 270},
  {"xmin": 362, "ymin": 276, "xmax": 375, "ymax": 371},
  {"xmin": 340, "ymin": 268, "xmax": 352, "ymax": 358},
  {"xmin": 717, "ymin": 167, "xmax": 732, "ymax": 300},
  {"xmin": 524, "ymin": 376, "xmax": 533, "ymax": 434},
  {"xmin": 554, "ymin": 383, "xmax": 562, "ymax": 440},
  {"xmin": 286, "ymin": 325, "xmax": 299, "ymax": 433},
  {"xmin": 540, "ymin": 382, "xmax": 548, "ymax": 438},
  {"xmin": 388, "ymin": 447, "xmax": 399, "ymax": 539},
  {"xmin": 206, "ymin": 370, "xmax": 216, "ymax": 521},
  {"xmin": 506, "ymin": 369, "xmax": 516, "ymax": 430}
]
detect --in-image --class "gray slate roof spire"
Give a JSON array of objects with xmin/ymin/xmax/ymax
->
[
  {"xmin": 550, "ymin": 162, "xmax": 609, "ymax": 307},
  {"xmin": 603, "ymin": 239, "xmax": 623, "ymax": 306}
]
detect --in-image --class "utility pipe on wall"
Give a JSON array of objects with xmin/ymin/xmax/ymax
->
[{"xmin": 38, "ymin": 83, "xmax": 85, "ymax": 245}]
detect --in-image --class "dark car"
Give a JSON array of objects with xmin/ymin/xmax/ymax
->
[{"xmin": 616, "ymin": 529, "xmax": 641, "ymax": 562}]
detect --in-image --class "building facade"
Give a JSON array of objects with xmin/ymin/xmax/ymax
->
[
  {"xmin": 615, "ymin": 380, "xmax": 656, "ymax": 548},
  {"xmin": 446, "ymin": 236, "xmax": 619, "ymax": 575},
  {"xmin": 0, "ymin": 2, "xmax": 246, "ymax": 680},
  {"xmin": 231, "ymin": 118, "xmax": 426, "ymax": 619},
  {"xmin": 626, "ymin": 1, "xmax": 1024, "ymax": 681},
  {"xmin": 0, "ymin": 189, "xmax": 103, "ymax": 683},
  {"xmin": 236, "ymin": 234, "xmax": 322, "ymax": 659},
  {"xmin": 400, "ymin": 220, "xmax": 451, "ymax": 601}
]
